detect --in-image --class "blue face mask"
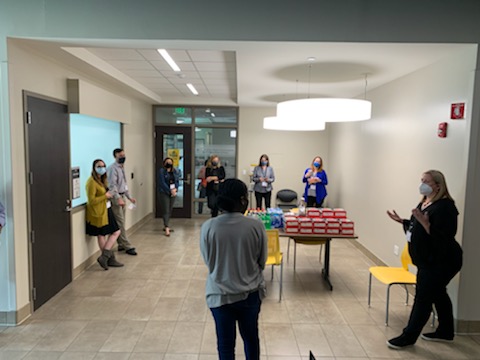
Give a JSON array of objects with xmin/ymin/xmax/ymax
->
[
  {"xmin": 95, "ymin": 167, "xmax": 106, "ymax": 176},
  {"xmin": 261, "ymin": 161, "xmax": 268, "ymax": 166},
  {"xmin": 313, "ymin": 162, "xmax": 321, "ymax": 168}
]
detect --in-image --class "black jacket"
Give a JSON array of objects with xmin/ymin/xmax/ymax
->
[{"xmin": 403, "ymin": 198, "xmax": 462, "ymax": 269}]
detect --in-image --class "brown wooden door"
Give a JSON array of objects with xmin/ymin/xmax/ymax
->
[
  {"xmin": 25, "ymin": 94, "xmax": 72, "ymax": 311},
  {"xmin": 155, "ymin": 126, "xmax": 192, "ymax": 218}
]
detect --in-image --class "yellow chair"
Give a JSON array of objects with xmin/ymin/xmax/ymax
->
[
  {"xmin": 368, "ymin": 243, "xmax": 416, "ymax": 326},
  {"xmin": 266, "ymin": 229, "xmax": 283, "ymax": 301}
]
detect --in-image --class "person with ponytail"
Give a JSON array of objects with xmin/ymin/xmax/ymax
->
[
  {"xmin": 85, "ymin": 159, "xmax": 123, "ymax": 270},
  {"xmin": 200, "ymin": 178, "xmax": 267, "ymax": 359},
  {"xmin": 386, "ymin": 170, "xmax": 463, "ymax": 349}
]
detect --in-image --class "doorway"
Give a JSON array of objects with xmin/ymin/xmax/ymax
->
[
  {"xmin": 24, "ymin": 93, "xmax": 72, "ymax": 311},
  {"xmin": 155, "ymin": 126, "xmax": 192, "ymax": 218}
]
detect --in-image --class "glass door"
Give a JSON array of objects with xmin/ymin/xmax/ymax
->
[{"xmin": 155, "ymin": 126, "xmax": 192, "ymax": 218}]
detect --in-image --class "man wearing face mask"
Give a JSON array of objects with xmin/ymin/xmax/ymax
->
[
  {"xmin": 386, "ymin": 170, "xmax": 462, "ymax": 349},
  {"xmin": 107, "ymin": 148, "xmax": 137, "ymax": 255}
]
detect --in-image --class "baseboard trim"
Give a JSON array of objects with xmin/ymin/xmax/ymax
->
[
  {"xmin": 72, "ymin": 212, "xmax": 153, "ymax": 279},
  {"xmin": 127, "ymin": 212, "xmax": 154, "ymax": 237},
  {"xmin": 0, "ymin": 303, "xmax": 31, "ymax": 326}
]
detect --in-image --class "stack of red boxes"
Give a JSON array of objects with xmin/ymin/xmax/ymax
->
[{"xmin": 283, "ymin": 208, "xmax": 355, "ymax": 236}]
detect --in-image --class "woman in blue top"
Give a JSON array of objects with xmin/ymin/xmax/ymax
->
[
  {"xmin": 302, "ymin": 156, "xmax": 328, "ymax": 208},
  {"xmin": 157, "ymin": 157, "xmax": 180, "ymax": 236}
]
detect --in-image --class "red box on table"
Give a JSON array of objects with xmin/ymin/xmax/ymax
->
[
  {"xmin": 333, "ymin": 208, "xmax": 347, "ymax": 218},
  {"xmin": 306, "ymin": 207, "xmax": 321, "ymax": 218},
  {"xmin": 321, "ymin": 208, "xmax": 334, "ymax": 218}
]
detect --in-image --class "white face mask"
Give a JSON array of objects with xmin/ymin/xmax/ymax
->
[{"xmin": 419, "ymin": 183, "xmax": 433, "ymax": 196}]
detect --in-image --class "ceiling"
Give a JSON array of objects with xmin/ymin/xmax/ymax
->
[{"xmin": 19, "ymin": 39, "xmax": 472, "ymax": 109}]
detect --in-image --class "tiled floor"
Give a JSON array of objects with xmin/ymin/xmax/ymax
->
[{"xmin": 1, "ymin": 217, "xmax": 479, "ymax": 359}]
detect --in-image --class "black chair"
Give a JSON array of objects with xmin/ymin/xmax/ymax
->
[{"xmin": 275, "ymin": 189, "xmax": 298, "ymax": 211}]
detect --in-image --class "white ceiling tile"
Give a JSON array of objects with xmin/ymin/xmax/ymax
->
[
  {"xmin": 123, "ymin": 69, "xmax": 164, "ymax": 77},
  {"xmin": 194, "ymin": 62, "xmax": 228, "ymax": 72},
  {"xmin": 150, "ymin": 60, "xmax": 174, "ymax": 71},
  {"xmin": 188, "ymin": 50, "xmax": 229, "ymax": 62},
  {"xmin": 175, "ymin": 62, "xmax": 197, "ymax": 71},
  {"xmin": 137, "ymin": 49, "xmax": 162, "ymax": 60},
  {"xmin": 166, "ymin": 49, "xmax": 190, "ymax": 61}
]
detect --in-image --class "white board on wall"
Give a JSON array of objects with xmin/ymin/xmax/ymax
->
[{"xmin": 70, "ymin": 114, "xmax": 121, "ymax": 207}]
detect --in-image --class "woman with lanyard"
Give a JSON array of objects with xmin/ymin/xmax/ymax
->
[
  {"xmin": 157, "ymin": 157, "xmax": 180, "ymax": 236},
  {"xmin": 302, "ymin": 156, "xmax": 328, "ymax": 207},
  {"xmin": 85, "ymin": 159, "xmax": 123, "ymax": 270},
  {"xmin": 205, "ymin": 154, "xmax": 226, "ymax": 217},
  {"xmin": 386, "ymin": 170, "xmax": 462, "ymax": 349},
  {"xmin": 252, "ymin": 154, "xmax": 275, "ymax": 209}
]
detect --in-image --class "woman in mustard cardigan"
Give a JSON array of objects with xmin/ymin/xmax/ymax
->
[{"xmin": 86, "ymin": 159, "xmax": 123, "ymax": 270}]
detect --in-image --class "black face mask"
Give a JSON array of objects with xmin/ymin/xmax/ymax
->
[
  {"xmin": 165, "ymin": 163, "xmax": 173, "ymax": 169},
  {"xmin": 211, "ymin": 161, "xmax": 218, "ymax": 167},
  {"xmin": 118, "ymin": 157, "xmax": 126, "ymax": 164}
]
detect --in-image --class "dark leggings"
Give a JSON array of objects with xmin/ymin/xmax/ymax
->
[
  {"xmin": 254, "ymin": 191, "xmax": 271, "ymax": 209},
  {"xmin": 208, "ymin": 192, "xmax": 219, "ymax": 217},
  {"xmin": 403, "ymin": 249, "xmax": 462, "ymax": 340},
  {"xmin": 307, "ymin": 196, "xmax": 324, "ymax": 208}
]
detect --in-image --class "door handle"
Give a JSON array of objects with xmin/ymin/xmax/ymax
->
[
  {"xmin": 64, "ymin": 199, "xmax": 72, "ymax": 212},
  {"xmin": 184, "ymin": 173, "xmax": 191, "ymax": 185}
]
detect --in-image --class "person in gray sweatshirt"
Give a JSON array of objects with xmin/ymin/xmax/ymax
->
[{"xmin": 200, "ymin": 178, "xmax": 267, "ymax": 360}]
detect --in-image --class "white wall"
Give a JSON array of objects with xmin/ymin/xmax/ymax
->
[
  {"xmin": 238, "ymin": 107, "xmax": 330, "ymax": 206},
  {"xmin": 328, "ymin": 47, "xmax": 477, "ymax": 318},
  {"xmin": 6, "ymin": 40, "xmax": 154, "ymax": 313}
]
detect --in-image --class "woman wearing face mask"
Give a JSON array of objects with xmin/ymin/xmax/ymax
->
[
  {"xmin": 386, "ymin": 170, "xmax": 463, "ymax": 349},
  {"xmin": 200, "ymin": 178, "xmax": 267, "ymax": 359},
  {"xmin": 302, "ymin": 156, "xmax": 328, "ymax": 208},
  {"xmin": 252, "ymin": 154, "xmax": 275, "ymax": 209},
  {"xmin": 205, "ymin": 154, "xmax": 226, "ymax": 217},
  {"xmin": 86, "ymin": 159, "xmax": 123, "ymax": 270},
  {"xmin": 157, "ymin": 157, "xmax": 180, "ymax": 236}
]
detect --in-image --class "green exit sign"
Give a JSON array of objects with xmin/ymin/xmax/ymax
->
[{"xmin": 175, "ymin": 107, "xmax": 185, "ymax": 115}]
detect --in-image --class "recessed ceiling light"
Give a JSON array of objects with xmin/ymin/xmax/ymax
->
[
  {"xmin": 157, "ymin": 49, "xmax": 181, "ymax": 72},
  {"xmin": 186, "ymin": 83, "xmax": 199, "ymax": 95}
]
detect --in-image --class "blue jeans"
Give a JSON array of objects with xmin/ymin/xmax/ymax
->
[{"xmin": 210, "ymin": 291, "xmax": 261, "ymax": 360}]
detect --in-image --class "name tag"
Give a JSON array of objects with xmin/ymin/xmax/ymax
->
[
  {"xmin": 125, "ymin": 185, "xmax": 128, "ymax": 191},
  {"xmin": 406, "ymin": 230, "xmax": 412, "ymax": 242},
  {"xmin": 262, "ymin": 181, "xmax": 268, "ymax": 187},
  {"xmin": 310, "ymin": 184, "xmax": 316, "ymax": 190},
  {"xmin": 107, "ymin": 201, "xmax": 111, "ymax": 209},
  {"xmin": 170, "ymin": 184, "xmax": 176, "ymax": 190}
]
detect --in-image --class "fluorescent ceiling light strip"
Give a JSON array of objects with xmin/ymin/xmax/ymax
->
[
  {"xmin": 186, "ymin": 83, "xmax": 199, "ymax": 95},
  {"xmin": 157, "ymin": 49, "xmax": 181, "ymax": 72}
]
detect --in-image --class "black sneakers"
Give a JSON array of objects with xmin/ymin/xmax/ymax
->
[
  {"xmin": 126, "ymin": 248, "xmax": 137, "ymax": 256},
  {"xmin": 421, "ymin": 332, "xmax": 453, "ymax": 342},
  {"xmin": 387, "ymin": 334, "xmax": 416, "ymax": 349}
]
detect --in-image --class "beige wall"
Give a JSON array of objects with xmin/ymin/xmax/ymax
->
[
  {"xmin": 327, "ymin": 46, "xmax": 477, "ymax": 318},
  {"xmin": 7, "ymin": 40, "xmax": 154, "ymax": 311},
  {"xmin": 238, "ymin": 107, "xmax": 331, "ymax": 206}
]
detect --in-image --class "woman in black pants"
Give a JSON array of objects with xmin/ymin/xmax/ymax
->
[
  {"xmin": 205, "ymin": 154, "xmax": 225, "ymax": 217},
  {"xmin": 386, "ymin": 170, "xmax": 462, "ymax": 349}
]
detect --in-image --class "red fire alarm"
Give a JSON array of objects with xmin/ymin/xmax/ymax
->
[
  {"xmin": 438, "ymin": 122, "xmax": 448, "ymax": 138},
  {"xmin": 451, "ymin": 103, "xmax": 465, "ymax": 119}
]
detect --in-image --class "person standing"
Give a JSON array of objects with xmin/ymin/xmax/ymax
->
[
  {"xmin": 197, "ymin": 159, "xmax": 208, "ymax": 214},
  {"xmin": 302, "ymin": 156, "xmax": 328, "ymax": 208},
  {"xmin": 252, "ymin": 154, "xmax": 275, "ymax": 209},
  {"xmin": 107, "ymin": 148, "xmax": 137, "ymax": 255},
  {"xmin": 157, "ymin": 157, "xmax": 180, "ymax": 236},
  {"xmin": 86, "ymin": 159, "xmax": 123, "ymax": 270},
  {"xmin": 0, "ymin": 200, "xmax": 5, "ymax": 234},
  {"xmin": 205, "ymin": 154, "xmax": 226, "ymax": 217},
  {"xmin": 386, "ymin": 170, "xmax": 463, "ymax": 349},
  {"xmin": 200, "ymin": 179, "xmax": 267, "ymax": 359}
]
